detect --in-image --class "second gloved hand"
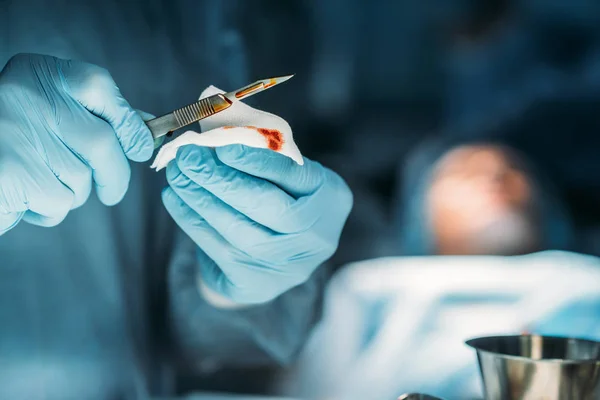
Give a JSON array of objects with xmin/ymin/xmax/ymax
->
[{"xmin": 162, "ymin": 145, "xmax": 353, "ymax": 305}]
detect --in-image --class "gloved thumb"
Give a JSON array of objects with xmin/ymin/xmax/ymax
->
[
  {"xmin": 135, "ymin": 109, "xmax": 155, "ymax": 122},
  {"xmin": 136, "ymin": 109, "xmax": 164, "ymax": 149},
  {"xmin": 60, "ymin": 60, "xmax": 154, "ymax": 162}
]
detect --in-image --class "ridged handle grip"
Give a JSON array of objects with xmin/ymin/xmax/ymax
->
[
  {"xmin": 173, "ymin": 96, "xmax": 215, "ymax": 126},
  {"xmin": 146, "ymin": 94, "xmax": 232, "ymax": 144}
]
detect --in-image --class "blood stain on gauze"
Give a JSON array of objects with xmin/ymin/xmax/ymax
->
[
  {"xmin": 151, "ymin": 85, "xmax": 303, "ymax": 171},
  {"xmin": 223, "ymin": 126, "xmax": 284, "ymax": 151}
]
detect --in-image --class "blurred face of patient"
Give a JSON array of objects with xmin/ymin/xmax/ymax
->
[{"xmin": 427, "ymin": 145, "xmax": 539, "ymax": 255}]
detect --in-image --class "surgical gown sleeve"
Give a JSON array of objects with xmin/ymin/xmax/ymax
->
[{"xmin": 166, "ymin": 231, "xmax": 327, "ymax": 370}]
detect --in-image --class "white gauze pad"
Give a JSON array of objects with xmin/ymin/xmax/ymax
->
[{"xmin": 151, "ymin": 85, "xmax": 304, "ymax": 171}]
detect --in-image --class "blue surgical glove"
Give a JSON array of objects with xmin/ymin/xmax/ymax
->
[
  {"xmin": 0, "ymin": 54, "xmax": 154, "ymax": 234},
  {"xmin": 162, "ymin": 144, "xmax": 353, "ymax": 305}
]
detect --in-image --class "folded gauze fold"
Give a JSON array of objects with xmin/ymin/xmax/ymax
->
[{"xmin": 151, "ymin": 85, "xmax": 304, "ymax": 171}]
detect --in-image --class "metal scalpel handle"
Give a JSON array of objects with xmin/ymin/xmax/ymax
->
[
  {"xmin": 146, "ymin": 93, "xmax": 232, "ymax": 147},
  {"xmin": 146, "ymin": 75, "xmax": 294, "ymax": 148}
]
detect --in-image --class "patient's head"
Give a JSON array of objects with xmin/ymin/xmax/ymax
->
[{"xmin": 426, "ymin": 144, "xmax": 540, "ymax": 255}]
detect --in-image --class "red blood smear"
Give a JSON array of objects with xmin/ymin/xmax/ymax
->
[
  {"xmin": 221, "ymin": 125, "xmax": 284, "ymax": 151},
  {"xmin": 255, "ymin": 127, "xmax": 284, "ymax": 151}
]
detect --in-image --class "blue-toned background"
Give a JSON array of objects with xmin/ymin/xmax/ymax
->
[{"xmin": 3, "ymin": 1, "xmax": 600, "ymax": 399}]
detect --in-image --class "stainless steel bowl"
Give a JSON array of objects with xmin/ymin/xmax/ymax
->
[{"xmin": 466, "ymin": 335, "xmax": 600, "ymax": 400}]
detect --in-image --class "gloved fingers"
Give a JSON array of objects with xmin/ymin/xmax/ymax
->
[
  {"xmin": 60, "ymin": 115, "xmax": 131, "ymax": 206},
  {"xmin": 58, "ymin": 59, "xmax": 154, "ymax": 162},
  {"xmin": 173, "ymin": 145, "xmax": 318, "ymax": 233},
  {"xmin": 166, "ymin": 165, "xmax": 325, "ymax": 287},
  {"xmin": 196, "ymin": 249, "xmax": 240, "ymax": 303},
  {"xmin": 216, "ymin": 145, "xmax": 323, "ymax": 198},
  {"xmin": 135, "ymin": 109, "xmax": 164, "ymax": 148},
  {"xmin": 11, "ymin": 161, "xmax": 74, "ymax": 227},
  {"xmin": 162, "ymin": 186, "xmax": 245, "ymax": 271},
  {"xmin": 43, "ymin": 135, "xmax": 93, "ymax": 209},
  {"xmin": 62, "ymin": 163, "xmax": 93, "ymax": 210},
  {"xmin": 135, "ymin": 109, "xmax": 156, "ymax": 122},
  {"xmin": 0, "ymin": 212, "xmax": 24, "ymax": 236},
  {"xmin": 196, "ymin": 249, "xmax": 280, "ymax": 304},
  {"xmin": 0, "ymin": 136, "xmax": 73, "ymax": 231},
  {"xmin": 166, "ymin": 163, "xmax": 280, "ymax": 254},
  {"xmin": 22, "ymin": 209, "xmax": 67, "ymax": 227},
  {"xmin": 162, "ymin": 187, "xmax": 284, "ymax": 304},
  {"xmin": 23, "ymin": 172, "xmax": 74, "ymax": 227}
]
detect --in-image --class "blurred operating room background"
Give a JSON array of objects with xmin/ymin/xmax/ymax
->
[
  {"xmin": 236, "ymin": 0, "xmax": 600, "ymax": 398},
  {"xmin": 239, "ymin": 0, "xmax": 600, "ymax": 263}
]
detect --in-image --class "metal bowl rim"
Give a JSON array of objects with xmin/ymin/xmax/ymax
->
[{"xmin": 465, "ymin": 334, "xmax": 600, "ymax": 365}]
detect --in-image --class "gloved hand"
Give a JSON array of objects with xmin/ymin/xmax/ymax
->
[
  {"xmin": 162, "ymin": 145, "xmax": 353, "ymax": 305},
  {"xmin": 0, "ymin": 54, "xmax": 154, "ymax": 235}
]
